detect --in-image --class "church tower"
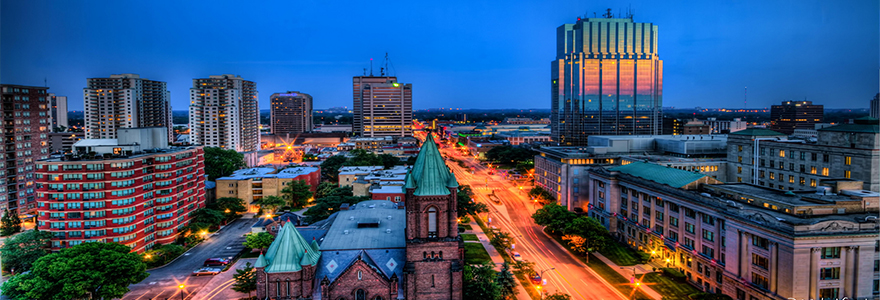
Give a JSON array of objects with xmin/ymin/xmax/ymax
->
[{"xmin": 403, "ymin": 133, "xmax": 463, "ymax": 300}]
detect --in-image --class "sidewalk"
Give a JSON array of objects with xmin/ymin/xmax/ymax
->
[
  {"xmin": 591, "ymin": 252, "xmax": 663, "ymax": 300},
  {"xmin": 189, "ymin": 258, "xmax": 255, "ymax": 300},
  {"xmin": 467, "ymin": 220, "xmax": 532, "ymax": 300}
]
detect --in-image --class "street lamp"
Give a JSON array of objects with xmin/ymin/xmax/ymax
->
[
  {"xmin": 538, "ymin": 267, "xmax": 555, "ymax": 298},
  {"xmin": 178, "ymin": 284, "xmax": 185, "ymax": 300}
]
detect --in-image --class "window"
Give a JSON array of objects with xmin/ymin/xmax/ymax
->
[
  {"xmin": 810, "ymin": 166, "xmax": 816, "ymax": 174},
  {"xmin": 845, "ymin": 156, "xmax": 851, "ymax": 165},
  {"xmin": 737, "ymin": 166, "xmax": 742, "ymax": 174},
  {"xmin": 685, "ymin": 222, "xmax": 695, "ymax": 234},
  {"xmin": 684, "ymin": 207, "xmax": 696, "ymax": 218},
  {"xmin": 810, "ymin": 179, "xmax": 816, "ymax": 187},
  {"xmin": 701, "ymin": 214, "xmax": 715, "ymax": 226},
  {"xmin": 778, "ymin": 150, "xmax": 785, "ymax": 157},
  {"xmin": 738, "ymin": 145, "xmax": 743, "ymax": 152},
  {"xmin": 701, "ymin": 245, "xmax": 715, "ymax": 258},
  {"xmin": 823, "ymin": 154, "xmax": 830, "ymax": 163},
  {"xmin": 752, "ymin": 254, "xmax": 769, "ymax": 270},
  {"xmin": 427, "ymin": 207, "xmax": 437, "ymax": 237},
  {"xmin": 669, "ymin": 216, "xmax": 679, "ymax": 227},
  {"xmin": 752, "ymin": 236, "xmax": 769, "ymax": 250},
  {"xmin": 821, "ymin": 247, "xmax": 841, "ymax": 259},
  {"xmin": 702, "ymin": 229, "xmax": 714, "ymax": 242},
  {"xmin": 844, "ymin": 170, "xmax": 851, "ymax": 179},
  {"xmin": 752, "ymin": 273, "xmax": 768, "ymax": 289},
  {"xmin": 822, "ymin": 167, "xmax": 829, "ymax": 176},
  {"xmin": 683, "ymin": 237, "xmax": 694, "ymax": 249},
  {"xmin": 820, "ymin": 267, "xmax": 840, "ymax": 280},
  {"xmin": 668, "ymin": 231, "xmax": 678, "ymax": 241},
  {"xmin": 819, "ymin": 288, "xmax": 839, "ymax": 300}
]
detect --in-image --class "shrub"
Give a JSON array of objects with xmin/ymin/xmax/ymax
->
[{"xmin": 660, "ymin": 268, "xmax": 686, "ymax": 282}]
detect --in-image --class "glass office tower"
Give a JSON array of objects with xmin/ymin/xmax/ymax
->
[{"xmin": 551, "ymin": 15, "xmax": 663, "ymax": 146}]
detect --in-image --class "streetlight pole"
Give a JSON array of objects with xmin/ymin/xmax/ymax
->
[
  {"xmin": 178, "ymin": 284, "xmax": 185, "ymax": 300},
  {"xmin": 538, "ymin": 267, "xmax": 555, "ymax": 298}
]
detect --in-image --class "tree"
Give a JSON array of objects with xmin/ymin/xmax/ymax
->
[
  {"xmin": 190, "ymin": 208, "xmax": 225, "ymax": 227},
  {"xmin": 562, "ymin": 235, "xmax": 589, "ymax": 256},
  {"xmin": 405, "ymin": 156, "xmax": 417, "ymax": 165},
  {"xmin": 204, "ymin": 147, "xmax": 246, "ymax": 181},
  {"xmin": 532, "ymin": 203, "xmax": 576, "ymax": 233},
  {"xmin": 256, "ymin": 195, "xmax": 286, "ymax": 213},
  {"xmin": 1, "ymin": 242, "xmax": 149, "ymax": 300},
  {"xmin": 497, "ymin": 263, "xmax": 518, "ymax": 299},
  {"xmin": 463, "ymin": 262, "xmax": 501, "ymax": 300},
  {"xmin": 232, "ymin": 262, "xmax": 257, "ymax": 297},
  {"xmin": 528, "ymin": 186, "xmax": 556, "ymax": 204},
  {"xmin": 0, "ymin": 229, "xmax": 53, "ymax": 274},
  {"xmin": 243, "ymin": 232, "xmax": 275, "ymax": 251},
  {"xmin": 1, "ymin": 209, "xmax": 22, "ymax": 236},
  {"xmin": 490, "ymin": 231, "xmax": 514, "ymax": 251},
  {"xmin": 303, "ymin": 195, "xmax": 368, "ymax": 224},
  {"xmin": 320, "ymin": 155, "xmax": 348, "ymax": 181},
  {"xmin": 457, "ymin": 185, "xmax": 488, "ymax": 217},
  {"xmin": 314, "ymin": 182, "xmax": 339, "ymax": 199},
  {"xmin": 379, "ymin": 153, "xmax": 401, "ymax": 168},
  {"xmin": 346, "ymin": 149, "xmax": 382, "ymax": 166},
  {"xmin": 281, "ymin": 180, "xmax": 313, "ymax": 209},
  {"xmin": 211, "ymin": 197, "xmax": 247, "ymax": 218},
  {"xmin": 543, "ymin": 293, "xmax": 573, "ymax": 300},
  {"xmin": 562, "ymin": 217, "xmax": 608, "ymax": 252}
]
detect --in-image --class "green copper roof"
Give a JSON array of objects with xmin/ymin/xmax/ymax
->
[
  {"xmin": 255, "ymin": 253, "xmax": 268, "ymax": 268},
  {"xmin": 408, "ymin": 133, "xmax": 458, "ymax": 196},
  {"xmin": 263, "ymin": 221, "xmax": 322, "ymax": 273},
  {"xmin": 818, "ymin": 118, "xmax": 879, "ymax": 133},
  {"xmin": 608, "ymin": 162, "xmax": 711, "ymax": 188},
  {"xmin": 729, "ymin": 128, "xmax": 785, "ymax": 136}
]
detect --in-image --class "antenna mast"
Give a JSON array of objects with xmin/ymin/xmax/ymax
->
[
  {"xmin": 370, "ymin": 58, "xmax": 373, "ymax": 76},
  {"xmin": 744, "ymin": 86, "xmax": 747, "ymax": 109},
  {"xmin": 382, "ymin": 52, "xmax": 389, "ymax": 77}
]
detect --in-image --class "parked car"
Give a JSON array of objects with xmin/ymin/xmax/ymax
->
[
  {"xmin": 530, "ymin": 272, "xmax": 542, "ymax": 285},
  {"xmin": 192, "ymin": 267, "xmax": 222, "ymax": 276},
  {"xmin": 512, "ymin": 252, "xmax": 523, "ymax": 262},
  {"xmin": 204, "ymin": 258, "xmax": 230, "ymax": 266}
]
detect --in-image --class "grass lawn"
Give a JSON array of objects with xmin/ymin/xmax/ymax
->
[
  {"xmin": 643, "ymin": 272, "xmax": 702, "ymax": 299},
  {"xmin": 599, "ymin": 240, "xmax": 647, "ymax": 266},
  {"xmin": 461, "ymin": 233, "xmax": 479, "ymax": 241},
  {"xmin": 459, "ymin": 224, "xmax": 473, "ymax": 230},
  {"xmin": 586, "ymin": 254, "xmax": 654, "ymax": 300},
  {"xmin": 463, "ymin": 243, "xmax": 492, "ymax": 265}
]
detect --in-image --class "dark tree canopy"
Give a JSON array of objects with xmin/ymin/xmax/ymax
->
[
  {"xmin": 463, "ymin": 262, "xmax": 501, "ymax": 300},
  {"xmin": 232, "ymin": 262, "xmax": 257, "ymax": 297},
  {"xmin": 204, "ymin": 147, "xmax": 246, "ymax": 181},
  {"xmin": 243, "ymin": 232, "xmax": 275, "ymax": 250},
  {"xmin": 0, "ymin": 229, "xmax": 53, "ymax": 274},
  {"xmin": 303, "ymin": 195, "xmax": 368, "ymax": 224},
  {"xmin": 457, "ymin": 185, "xmax": 488, "ymax": 217},
  {"xmin": 320, "ymin": 155, "xmax": 348, "ymax": 182},
  {"xmin": 210, "ymin": 197, "xmax": 247, "ymax": 217},
  {"xmin": 281, "ymin": 180, "xmax": 313, "ymax": 209},
  {"xmin": 485, "ymin": 146, "xmax": 536, "ymax": 164},
  {"xmin": 256, "ymin": 195, "xmax": 286, "ymax": 213},
  {"xmin": 1, "ymin": 209, "xmax": 22, "ymax": 236}
]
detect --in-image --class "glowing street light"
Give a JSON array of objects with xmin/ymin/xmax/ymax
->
[{"xmin": 178, "ymin": 284, "xmax": 185, "ymax": 300}]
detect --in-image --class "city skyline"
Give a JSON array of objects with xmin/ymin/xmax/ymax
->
[{"xmin": 1, "ymin": 1, "xmax": 877, "ymax": 111}]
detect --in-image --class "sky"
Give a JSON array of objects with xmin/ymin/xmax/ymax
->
[{"xmin": 1, "ymin": 0, "xmax": 877, "ymax": 111}]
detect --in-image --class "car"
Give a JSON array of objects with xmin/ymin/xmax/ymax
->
[
  {"xmin": 512, "ymin": 252, "xmax": 523, "ymax": 262},
  {"xmin": 192, "ymin": 267, "xmax": 222, "ymax": 276},
  {"xmin": 530, "ymin": 272, "xmax": 542, "ymax": 285},
  {"xmin": 204, "ymin": 257, "xmax": 230, "ymax": 266}
]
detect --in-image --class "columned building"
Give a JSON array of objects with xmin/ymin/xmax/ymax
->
[
  {"xmin": 551, "ymin": 14, "xmax": 663, "ymax": 146},
  {"xmin": 270, "ymin": 91, "xmax": 313, "ymax": 135},
  {"xmin": 352, "ymin": 76, "xmax": 412, "ymax": 137},
  {"xmin": 83, "ymin": 74, "xmax": 172, "ymax": 141},
  {"xmin": 1, "ymin": 85, "xmax": 52, "ymax": 217},
  {"xmin": 189, "ymin": 75, "xmax": 259, "ymax": 152}
]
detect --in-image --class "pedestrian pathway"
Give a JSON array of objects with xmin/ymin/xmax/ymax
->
[
  {"xmin": 591, "ymin": 252, "xmax": 664, "ymax": 300},
  {"xmin": 467, "ymin": 220, "xmax": 532, "ymax": 300}
]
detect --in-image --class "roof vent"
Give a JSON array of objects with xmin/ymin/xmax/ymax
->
[
  {"xmin": 349, "ymin": 216, "xmax": 355, "ymax": 221},
  {"xmin": 386, "ymin": 229, "xmax": 392, "ymax": 234},
  {"xmin": 387, "ymin": 215, "xmax": 392, "ymax": 220},
  {"xmin": 344, "ymin": 230, "xmax": 349, "ymax": 234}
]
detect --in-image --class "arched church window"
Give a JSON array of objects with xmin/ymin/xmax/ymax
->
[
  {"xmin": 358, "ymin": 270, "xmax": 362, "ymax": 280},
  {"xmin": 356, "ymin": 289, "xmax": 366, "ymax": 300},
  {"xmin": 428, "ymin": 207, "xmax": 437, "ymax": 237}
]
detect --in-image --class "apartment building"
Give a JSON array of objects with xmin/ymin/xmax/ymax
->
[
  {"xmin": 726, "ymin": 120, "xmax": 879, "ymax": 192},
  {"xmin": 352, "ymin": 76, "xmax": 412, "ymax": 137},
  {"xmin": 1, "ymin": 84, "xmax": 52, "ymax": 217},
  {"xmin": 214, "ymin": 166, "xmax": 319, "ymax": 212},
  {"xmin": 770, "ymin": 100, "xmax": 823, "ymax": 135},
  {"xmin": 48, "ymin": 93, "xmax": 68, "ymax": 130},
  {"xmin": 587, "ymin": 162, "xmax": 879, "ymax": 300},
  {"xmin": 83, "ymin": 74, "xmax": 172, "ymax": 141},
  {"xmin": 189, "ymin": 75, "xmax": 259, "ymax": 152},
  {"xmin": 35, "ymin": 128, "xmax": 206, "ymax": 253},
  {"xmin": 270, "ymin": 91, "xmax": 313, "ymax": 135}
]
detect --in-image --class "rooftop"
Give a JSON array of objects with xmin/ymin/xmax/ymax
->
[
  {"xmin": 609, "ymin": 162, "xmax": 718, "ymax": 188},
  {"xmin": 319, "ymin": 200, "xmax": 406, "ymax": 250},
  {"xmin": 216, "ymin": 166, "xmax": 319, "ymax": 181},
  {"xmin": 817, "ymin": 118, "xmax": 879, "ymax": 133},
  {"xmin": 729, "ymin": 128, "xmax": 786, "ymax": 136}
]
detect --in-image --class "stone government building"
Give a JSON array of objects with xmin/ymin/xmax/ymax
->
[{"xmin": 255, "ymin": 133, "xmax": 463, "ymax": 299}]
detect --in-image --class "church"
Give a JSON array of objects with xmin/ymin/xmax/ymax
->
[{"xmin": 254, "ymin": 133, "xmax": 464, "ymax": 299}]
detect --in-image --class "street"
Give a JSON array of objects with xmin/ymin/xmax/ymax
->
[
  {"xmin": 438, "ymin": 140, "xmax": 626, "ymax": 300},
  {"xmin": 120, "ymin": 217, "xmax": 257, "ymax": 300}
]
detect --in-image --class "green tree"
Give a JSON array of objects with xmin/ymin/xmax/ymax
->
[
  {"xmin": 303, "ymin": 195, "xmax": 368, "ymax": 224},
  {"xmin": 232, "ymin": 262, "xmax": 257, "ymax": 297},
  {"xmin": 463, "ymin": 262, "xmax": 501, "ymax": 300},
  {"xmin": 1, "ymin": 209, "xmax": 22, "ymax": 236},
  {"xmin": 281, "ymin": 180, "xmax": 313, "ymax": 209},
  {"xmin": 405, "ymin": 156, "xmax": 417, "ymax": 165},
  {"xmin": 497, "ymin": 262, "xmax": 518, "ymax": 300},
  {"xmin": 543, "ymin": 293, "xmax": 573, "ymax": 300},
  {"xmin": 528, "ymin": 186, "xmax": 556, "ymax": 204},
  {"xmin": 204, "ymin": 147, "xmax": 246, "ymax": 181},
  {"xmin": 457, "ymin": 185, "xmax": 488, "ymax": 217},
  {"xmin": 243, "ymin": 232, "xmax": 275, "ymax": 251},
  {"xmin": 563, "ymin": 217, "xmax": 608, "ymax": 252},
  {"xmin": 490, "ymin": 231, "xmax": 514, "ymax": 251},
  {"xmin": 320, "ymin": 155, "xmax": 348, "ymax": 181},
  {"xmin": 0, "ymin": 229, "xmax": 53, "ymax": 274},
  {"xmin": 532, "ymin": 203, "xmax": 576, "ymax": 233},
  {"xmin": 314, "ymin": 182, "xmax": 339, "ymax": 199},
  {"xmin": 345, "ymin": 149, "xmax": 382, "ymax": 166},
  {"xmin": 211, "ymin": 197, "xmax": 247, "ymax": 218},
  {"xmin": 256, "ymin": 195, "xmax": 286, "ymax": 213},
  {"xmin": 379, "ymin": 153, "xmax": 401, "ymax": 168},
  {"xmin": 1, "ymin": 242, "xmax": 149, "ymax": 300}
]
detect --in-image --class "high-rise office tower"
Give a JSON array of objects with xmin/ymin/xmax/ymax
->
[
  {"xmin": 870, "ymin": 93, "xmax": 879, "ymax": 119},
  {"xmin": 83, "ymin": 74, "xmax": 172, "ymax": 141},
  {"xmin": 48, "ymin": 93, "xmax": 67, "ymax": 130},
  {"xmin": 270, "ymin": 91, "xmax": 313, "ymax": 135},
  {"xmin": 352, "ymin": 76, "xmax": 412, "ymax": 137},
  {"xmin": 551, "ymin": 13, "xmax": 663, "ymax": 146},
  {"xmin": 770, "ymin": 100, "xmax": 823, "ymax": 135},
  {"xmin": 1, "ymin": 84, "xmax": 51, "ymax": 216},
  {"xmin": 189, "ymin": 74, "xmax": 259, "ymax": 152}
]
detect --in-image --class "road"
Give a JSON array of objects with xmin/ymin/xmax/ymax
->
[
  {"xmin": 120, "ymin": 217, "xmax": 257, "ymax": 300},
  {"xmin": 437, "ymin": 139, "xmax": 626, "ymax": 300}
]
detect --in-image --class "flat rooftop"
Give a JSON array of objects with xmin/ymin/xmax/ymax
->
[
  {"xmin": 216, "ymin": 166, "xmax": 319, "ymax": 181},
  {"xmin": 319, "ymin": 200, "xmax": 405, "ymax": 250}
]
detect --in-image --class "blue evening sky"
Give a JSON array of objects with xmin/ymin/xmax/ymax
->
[{"xmin": 1, "ymin": 0, "xmax": 877, "ymax": 111}]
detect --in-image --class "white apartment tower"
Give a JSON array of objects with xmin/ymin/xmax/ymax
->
[
  {"xmin": 83, "ymin": 74, "xmax": 173, "ymax": 141},
  {"xmin": 189, "ymin": 74, "xmax": 260, "ymax": 152},
  {"xmin": 48, "ymin": 93, "xmax": 68, "ymax": 130}
]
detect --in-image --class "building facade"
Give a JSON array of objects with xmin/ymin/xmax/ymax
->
[
  {"xmin": 270, "ymin": 91, "xmax": 313, "ymax": 136},
  {"xmin": 586, "ymin": 163, "xmax": 879, "ymax": 300},
  {"xmin": 1, "ymin": 85, "xmax": 52, "ymax": 217},
  {"xmin": 48, "ymin": 93, "xmax": 68, "ymax": 130},
  {"xmin": 769, "ymin": 100, "xmax": 823, "ymax": 135},
  {"xmin": 726, "ymin": 122, "xmax": 879, "ymax": 192},
  {"xmin": 871, "ymin": 94, "xmax": 879, "ymax": 119},
  {"xmin": 215, "ymin": 166, "xmax": 319, "ymax": 212},
  {"xmin": 551, "ymin": 14, "xmax": 663, "ymax": 145},
  {"xmin": 189, "ymin": 74, "xmax": 260, "ymax": 152},
  {"xmin": 35, "ymin": 135, "xmax": 206, "ymax": 253},
  {"xmin": 352, "ymin": 76, "xmax": 412, "ymax": 137},
  {"xmin": 83, "ymin": 74, "xmax": 173, "ymax": 141},
  {"xmin": 48, "ymin": 132, "xmax": 84, "ymax": 154},
  {"xmin": 703, "ymin": 118, "xmax": 747, "ymax": 134}
]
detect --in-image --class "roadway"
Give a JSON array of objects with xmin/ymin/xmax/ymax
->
[{"xmin": 438, "ymin": 140, "xmax": 626, "ymax": 300}]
